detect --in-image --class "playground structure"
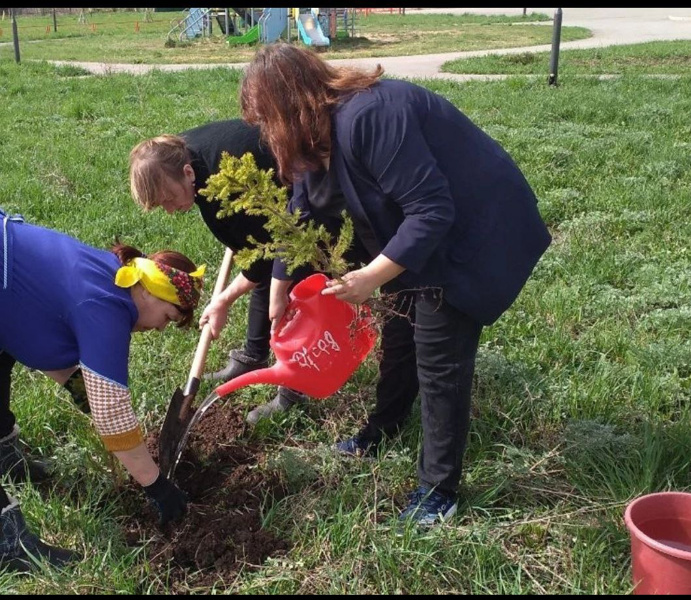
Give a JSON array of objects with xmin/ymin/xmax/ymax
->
[
  {"xmin": 295, "ymin": 8, "xmax": 328, "ymax": 47},
  {"xmin": 167, "ymin": 8, "xmax": 356, "ymax": 46}
]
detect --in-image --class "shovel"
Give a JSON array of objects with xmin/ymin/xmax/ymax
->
[{"xmin": 158, "ymin": 246, "xmax": 234, "ymax": 479}]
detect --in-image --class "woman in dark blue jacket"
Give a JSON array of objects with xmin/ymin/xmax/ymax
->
[{"xmin": 240, "ymin": 43, "xmax": 551, "ymax": 528}]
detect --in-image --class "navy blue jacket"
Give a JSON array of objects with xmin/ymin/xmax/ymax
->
[{"xmin": 274, "ymin": 79, "xmax": 551, "ymax": 325}]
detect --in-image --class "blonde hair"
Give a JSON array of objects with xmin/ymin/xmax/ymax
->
[{"xmin": 129, "ymin": 134, "xmax": 191, "ymax": 210}]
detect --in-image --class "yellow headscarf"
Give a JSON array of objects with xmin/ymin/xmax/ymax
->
[{"xmin": 115, "ymin": 257, "xmax": 206, "ymax": 310}]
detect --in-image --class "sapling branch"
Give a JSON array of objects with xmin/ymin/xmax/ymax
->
[{"xmin": 199, "ymin": 151, "xmax": 353, "ymax": 279}]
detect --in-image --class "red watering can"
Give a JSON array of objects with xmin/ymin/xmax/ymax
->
[
  {"xmin": 164, "ymin": 273, "xmax": 378, "ymax": 479},
  {"xmin": 216, "ymin": 273, "xmax": 378, "ymax": 398}
]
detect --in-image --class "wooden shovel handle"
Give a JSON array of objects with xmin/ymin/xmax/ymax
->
[{"xmin": 188, "ymin": 247, "xmax": 235, "ymax": 381}]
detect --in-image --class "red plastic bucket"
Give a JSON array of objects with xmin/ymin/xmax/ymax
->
[{"xmin": 624, "ymin": 492, "xmax": 691, "ymax": 595}]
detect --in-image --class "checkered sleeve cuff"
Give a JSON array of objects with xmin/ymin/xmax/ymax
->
[{"xmin": 81, "ymin": 365, "xmax": 144, "ymax": 452}]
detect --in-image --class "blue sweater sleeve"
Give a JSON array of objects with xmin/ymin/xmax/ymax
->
[
  {"xmin": 69, "ymin": 296, "xmax": 133, "ymax": 388},
  {"xmin": 349, "ymin": 101, "xmax": 455, "ymax": 274}
]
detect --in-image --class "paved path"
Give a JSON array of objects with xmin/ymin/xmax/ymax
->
[{"xmin": 37, "ymin": 8, "xmax": 691, "ymax": 80}]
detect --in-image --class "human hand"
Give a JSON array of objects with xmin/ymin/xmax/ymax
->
[
  {"xmin": 143, "ymin": 472, "xmax": 188, "ymax": 527},
  {"xmin": 269, "ymin": 278, "xmax": 295, "ymax": 335},
  {"xmin": 198, "ymin": 296, "xmax": 230, "ymax": 340},
  {"xmin": 322, "ymin": 267, "xmax": 379, "ymax": 304},
  {"xmin": 269, "ymin": 291, "xmax": 292, "ymax": 335}
]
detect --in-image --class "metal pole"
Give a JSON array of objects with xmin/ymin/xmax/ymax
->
[
  {"xmin": 224, "ymin": 7, "xmax": 229, "ymax": 35},
  {"xmin": 286, "ymin": 7, "xmax": 291, "ymax": 42},
  {"xmin": 548, "ymin": 8, "xmax": 563, "ymax": 86},
  {"xmin": 52, "ymin": 7, "xmax": 57, "ymax": 32},
  {"xmin": 523, "ymin": 8, "xmax": 527, "ymax": 17},
  {"xmin": 11, "ymin": 8, "xmax": 20, "ymax": 64}
]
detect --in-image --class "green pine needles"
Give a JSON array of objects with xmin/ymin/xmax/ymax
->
[{"xmin": 200, "ymin": 152, "xmax": 354, "ymax": 278}]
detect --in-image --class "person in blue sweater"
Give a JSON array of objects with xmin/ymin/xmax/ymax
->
[
  {"xmin": 239, "ymin": 43, "xmax": 552, "ymax": 528},
  {"xmin": 0, "ymin": 209, "xmax": 205, "ymax": 570}
]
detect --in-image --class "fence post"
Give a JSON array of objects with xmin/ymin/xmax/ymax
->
[
  {"xmin": 548, "ymin": 8, "xmax": 563, "ymax": 86},
  {"xmin": 52, "ymin": 8, "xmax": 57, "ymax": 32},
  {"xmin": 11, "ymin": 8, "xmax": 20, "ymax": 63}
]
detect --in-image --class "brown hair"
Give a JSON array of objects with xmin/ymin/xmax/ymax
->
[
  {"xmin": 111, "ymin": 242, "xmax": 199, "ymax": 327},
  {"xmin": 129, "ymin": 135, "xmax": 191, "ymax": 210},
  {"xmin": 240, "ymin": 42, "xmax": 383, "ymax": 185}
]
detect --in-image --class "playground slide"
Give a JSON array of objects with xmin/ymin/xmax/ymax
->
[
  {"xmin": 226, "ymin": 23, "xmax": 259, "ymax": 44},
  {"xmin": 297, "ymin": 13, "xmax": 330, "ymax": 47}
]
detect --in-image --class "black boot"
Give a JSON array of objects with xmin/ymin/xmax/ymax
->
[
  {"xmin": 0, "ymin": 426, "xmax": 52, "ymax": 484},
  {"xmin": 246, "ymin": 387, "xmax": 308, "ymax": 425},
  {"xmin": 0, "ymin": 497, "xmax": 78, "ymax": 573},
  {"xmin": 204, "ymin": 348, "xmax": 269, "ymax": 383}
]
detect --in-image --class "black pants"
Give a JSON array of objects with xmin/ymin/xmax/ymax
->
[
  {"xmin": 0, "ymin": 482, "xmax": 9, "ymax": 510},
  {"xmin": 0, "ymin": 351, "xmax": 16, "ymax": 440},
  {"xmin": 364, "ymin": 288, "xmax": 483, "ymax": 497},
  {"xmin": 360, "ymin": 280, "xmax": 419, "ymax": 440},
  {"xmin": 243, "ymin": 277, "xmax": 272, "ymax": 362}
]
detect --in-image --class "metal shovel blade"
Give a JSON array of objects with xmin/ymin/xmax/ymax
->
[
  {"xmin": 165, "ymin": 390, "xmax": 222, "ymax": 480},
  {"xmin": 158, "ymin": 387, "xmax": 195, "ymax": 478}
]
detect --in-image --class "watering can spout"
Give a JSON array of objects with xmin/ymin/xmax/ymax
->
[{"xmin": 214, "ymin": 365, "xmax": 289, "ymax": 397}]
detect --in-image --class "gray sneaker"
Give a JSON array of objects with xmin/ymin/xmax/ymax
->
[{"xmin": 245, "ymin": 387, "xmax": 307, "ymax": 425}]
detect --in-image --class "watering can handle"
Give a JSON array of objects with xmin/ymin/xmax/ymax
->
[
  {"xmin": 273, "ymin": 273, "xmax": 328, "ymax": 339},
  {"xmin": 186, "ymin": 247, "xmax": 234, "ymax": 384}
]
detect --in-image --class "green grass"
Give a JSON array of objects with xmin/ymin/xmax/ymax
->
[
  {"xmin": 0, "ymin": 10, "xmax": 591, "ymax": 64},
  {"xmin": 0, "ymin": 8, "xmax": 182, "ymax": 41},
  {"xmin": 442, "ymin": 40, "xmax": 691, "ymax": 75},
  {"xmin": 0, "ymin": 43, "xmax": 690, "ymax": 593}
]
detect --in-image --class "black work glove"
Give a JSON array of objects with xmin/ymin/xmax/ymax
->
[{"xmin": 143, "ymin": 471, "xmax": 188, "ymax": 527}]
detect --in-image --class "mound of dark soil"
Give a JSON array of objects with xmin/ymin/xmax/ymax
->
[{"xmin": 123, "ymin": 404, "xmax": 291, "ymax": 591}]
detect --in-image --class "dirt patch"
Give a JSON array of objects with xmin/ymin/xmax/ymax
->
[{"xmin": 123, "ymin": 404, "xmax": 291, "ymax": 592}]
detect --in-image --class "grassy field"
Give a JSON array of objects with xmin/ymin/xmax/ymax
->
[
  {"xmin": 0, "ymin": 42, "xmax": 690, "ymax": 593},
  {"xmin": 442, "ymin": 39, "xmax": 691, "ymax": 75},
  {"xmin": 0, "ymin": 10, "xmax": 590, "ymax": 64}
]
